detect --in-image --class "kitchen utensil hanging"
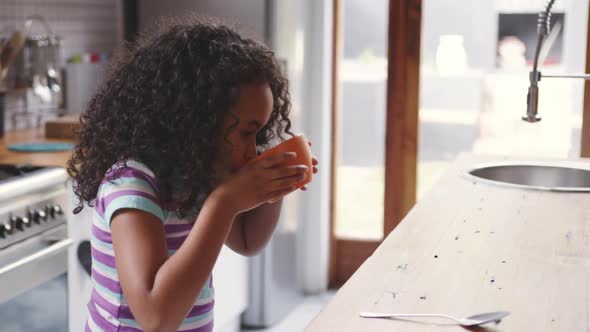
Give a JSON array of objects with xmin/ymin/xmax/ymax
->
[{"xmin": 2, "ymin": 15, "xmax": 63, "ymax": 107}]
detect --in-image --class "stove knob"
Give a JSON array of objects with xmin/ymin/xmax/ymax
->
[
  {"xmin": 15, "ymin": 217, "xmax": 30, "ymax": 231},
  {"xmin": 50, "ymin": 205, "xmax": 63, "ymax": 218},
  {"xmin": 15, "ymin": 217, "xmax": 23, "ymax": 231},
  {"xmin": 5, "ymin": 220, "xmax": 14, "ymax": 235},
  {"xmin": 33, "ymin": 211, "xmax": 41, "ymax": 224},
  {"xmin": 34, "ymin": 210, "xmax": 48, "ymax": 223},
  {"xmin": 10, "ymin": 216, "xmax": 17, "ymax": 230}
]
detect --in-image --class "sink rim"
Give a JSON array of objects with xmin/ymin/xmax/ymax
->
[{"xmin": 464, "ymin": 161, "xmax": 590, "ymax": 192}]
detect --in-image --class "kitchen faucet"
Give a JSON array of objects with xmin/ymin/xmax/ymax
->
[{"xmin": 524, "ymin": 0, "xmax": 590, "ymax": 122}]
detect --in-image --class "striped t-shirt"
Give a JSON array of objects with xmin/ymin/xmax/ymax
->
[{"xmin": 86, "ymin": 160, "xmax": 214, "ymax": 332}]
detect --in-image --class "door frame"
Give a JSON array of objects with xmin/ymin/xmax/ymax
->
[{"xmin": 328, "ymin": 0, "xmax": 422, "ymax": 288}]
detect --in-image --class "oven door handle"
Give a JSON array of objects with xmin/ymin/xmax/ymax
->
[{"xmin": 0, "ymin": 238, "xmax": 73, "ymax": 276}]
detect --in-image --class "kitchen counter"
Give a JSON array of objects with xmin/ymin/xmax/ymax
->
[
  {"xmin": 307, "ymin": 154, "xmax": 590, "ymax": 331},
  {"xmin": 0, "ymin": 128, "xmax": 74, "ymax": 167}
]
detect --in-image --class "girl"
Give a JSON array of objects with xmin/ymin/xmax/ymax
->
[{"xmin": 67, "ymin": 18, "xmax": 318, "ymax": 332}]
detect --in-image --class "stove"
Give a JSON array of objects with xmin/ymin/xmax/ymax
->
[
  {"xmin": 0, "ymin": 164, "xmax": 44, "ymax": 182},
  {"xmin": 0, "ymin": 164, "xmax": 70, "ymax": 303}
]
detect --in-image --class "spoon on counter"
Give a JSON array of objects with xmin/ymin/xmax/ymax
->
[{"xmin": 359, "ymin": 311, "xmax": 510, "ymax": 327}]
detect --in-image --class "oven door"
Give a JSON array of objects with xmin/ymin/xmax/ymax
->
[{"xmin": 0, "ymin": 224, "xmax": 71, "ymax": 303}]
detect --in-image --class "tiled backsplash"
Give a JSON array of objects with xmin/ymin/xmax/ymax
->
[
  {"xmin": 0, "ymin": 0, "xmax": 120, "ymax": 62},
  {"xmin": 0, "ymin": 0, "xmax": 120, "ymax": 130}
]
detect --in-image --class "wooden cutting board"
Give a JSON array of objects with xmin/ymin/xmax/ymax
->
[{"xmin": 44, "ymin": 113, "xmax": 81, "ymax": 139}]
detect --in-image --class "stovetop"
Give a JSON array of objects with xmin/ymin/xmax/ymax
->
[
  {"xmin": 0, "ymin": 164, "xmax": 68, "ymax": 249},
  {"xmin": 0, "ymin": 164, "xmax": 46, "ymax": 183}
]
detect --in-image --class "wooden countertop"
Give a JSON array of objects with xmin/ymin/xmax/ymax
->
[
  {"xmin": 307, "ymin": 154, "xmax": 590, "ymax": 331},
  {"xmin": 0, "ymin": 128, "xmax": 75, "ymax": 167}
]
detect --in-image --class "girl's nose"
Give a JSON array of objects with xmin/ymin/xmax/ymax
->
[{"xmin": 245, "ymin": 142, "xmax": 257, "ymax": 161}]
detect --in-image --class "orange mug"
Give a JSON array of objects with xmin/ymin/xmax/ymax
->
[{"xmin": 248, "ymin": 134, "xmax": 313, "ymax": 187}]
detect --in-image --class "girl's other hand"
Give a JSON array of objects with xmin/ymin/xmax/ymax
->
[{"xmin": 300, "ymin": 140, "xmax": 319, "ymax": 191}]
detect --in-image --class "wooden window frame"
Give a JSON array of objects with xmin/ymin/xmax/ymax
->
[{"xmin": 329, "ymin": 0, "xmax": 422, "ymax": 288}]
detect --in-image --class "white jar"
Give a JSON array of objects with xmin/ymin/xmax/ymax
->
[{"xmin": 435, "ymin": 34, "xmax": 468, "ymax": 76}]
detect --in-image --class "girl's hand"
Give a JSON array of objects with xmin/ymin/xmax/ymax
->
[
  {"xmin": 215, "ymin": 152, "xmax": 308, "ymax": 214},
  {"xmin": 300, "ymin": 141, "xmax": 319, "ymax": 191}
]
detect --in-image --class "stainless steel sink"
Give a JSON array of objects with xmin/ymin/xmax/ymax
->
[{"xmin": 466, "ymin": 162, "xmax": 590, "ymax": 192}]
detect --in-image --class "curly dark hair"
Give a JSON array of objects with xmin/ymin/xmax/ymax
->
[{"xmin": 67, "ymin": 17, "xmax": 292, "ymax": 216}]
